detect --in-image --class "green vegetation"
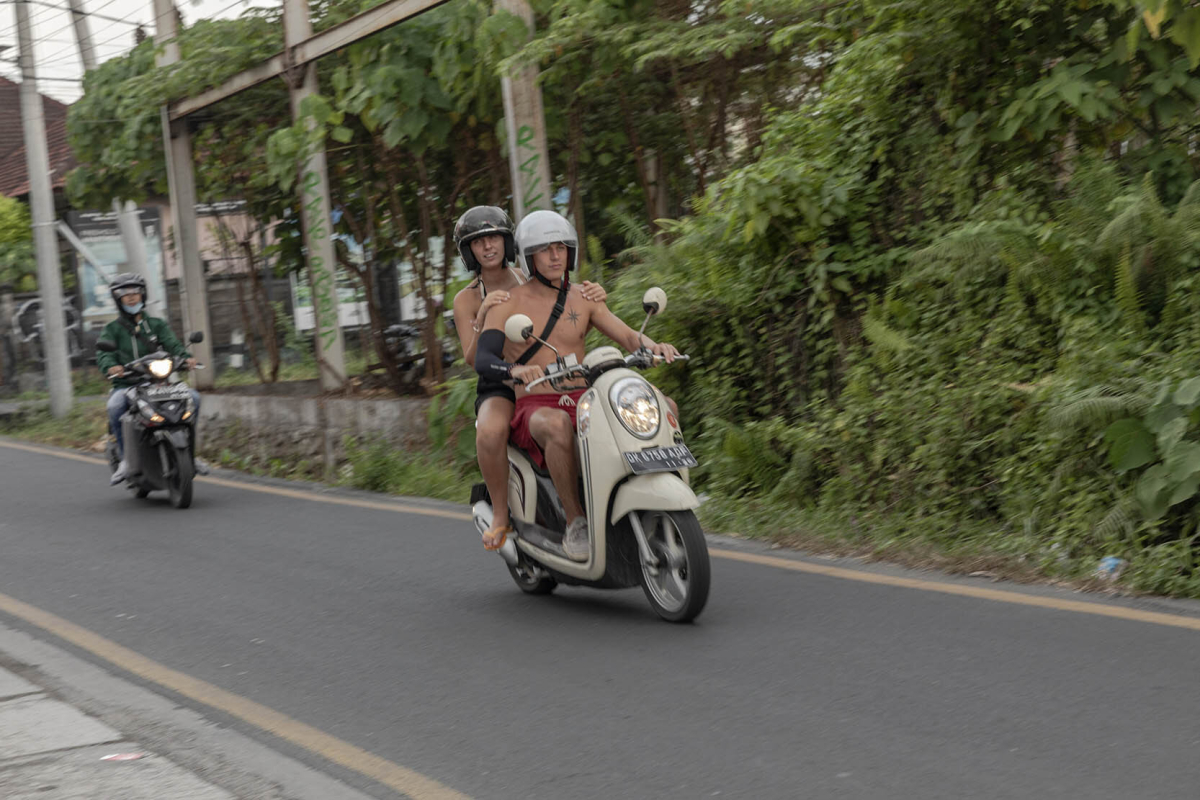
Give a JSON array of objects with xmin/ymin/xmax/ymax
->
[
  {"xmin": 0, "ymin": 399, "xmax": 108, "ymax": 449},
  {"xmin": 56, "ymin": 0, "xmax": 1200, "ymax": 594},
  {"xmin": 0, "ymin": 195, "xmax": 34, "ymax": 291}
]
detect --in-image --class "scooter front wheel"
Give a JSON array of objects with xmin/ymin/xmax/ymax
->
[
  {"xmin": 638, "ymin": 510, "xmax": 710, "ymax": 623},
  {"xmin": 167, "ymin": 448, "xmax": 194, "ymax": 509}
]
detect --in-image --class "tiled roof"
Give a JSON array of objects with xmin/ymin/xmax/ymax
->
[{"xmin": 0, "ymin": 76, "xmax": 77, "ymax": 199}]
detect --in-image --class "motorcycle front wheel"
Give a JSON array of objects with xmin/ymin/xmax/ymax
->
[
  {"xmin": 637, "ymin": 510, "xmax": 710, "ymax": 623},
  {"xmin": 166, "ymin": 447, "xmax": 194, "ymax": 509}
]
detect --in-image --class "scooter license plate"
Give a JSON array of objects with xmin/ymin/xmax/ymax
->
[
  {"xmin": 145, "ymin": 384, "xmax": 190, "ymax": 400},
  {"xmin": 624, "ymin": 445, "xmax": 698, "ymax": 474}
]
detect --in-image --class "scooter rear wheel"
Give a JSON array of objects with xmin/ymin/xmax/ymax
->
[
  {"xmin": 507, "ymin": 558, "xmax": 557, "ymax": 595},
  {"xmin": 638, "ymin": 510, "xmax": 710, "ymax": 623}
]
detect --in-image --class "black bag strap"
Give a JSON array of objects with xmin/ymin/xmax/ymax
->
[
  {"xmin": 514, "ymin": 279, "xmax": 570, "ymax": 366},
  {"xmin": 117, "ymin": 316, "xmax": 158, "ymax": 357}
]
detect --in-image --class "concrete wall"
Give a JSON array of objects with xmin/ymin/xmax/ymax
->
[{"xmin": 197, "ymin": 391, "xmax": 430, "ymax": 474}]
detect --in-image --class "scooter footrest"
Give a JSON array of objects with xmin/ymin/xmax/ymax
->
[{"xmin": 513, "ymin": 520, "xmax": 566, "ymax": 557}]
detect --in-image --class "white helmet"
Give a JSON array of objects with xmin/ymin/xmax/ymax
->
[{"xmin": 515, "ymin": 210, "xmax": 577, "ymax": 280}]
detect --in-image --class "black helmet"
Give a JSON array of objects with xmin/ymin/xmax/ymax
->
[
  {"xmin": 453, "ymin": 206, "xmax": 516, "ymax": 272},
  {"xmin": 109, "ymin": 272, "xmax": 147, "ymax": 312}
]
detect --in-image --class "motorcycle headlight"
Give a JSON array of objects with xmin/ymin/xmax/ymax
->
[
  {"xmin": 148, "ymin": 359, "xmax": 173, "ymax": 379},
  {"xmin": 577, "ymin": 391, "xmax": 593, "ymax": 436},
  {"xmin": 610, "ymin": 377, "xmax": 660, "ymax": 439}
]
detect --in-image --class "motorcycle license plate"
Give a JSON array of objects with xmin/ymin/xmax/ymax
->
[
  {"xmin": 144, "ymin": 384, "xmax": 190, "ymax": 400},
  {"xmin": 624, "ymin": 445, "xmax": 698, "ymax": 474}
]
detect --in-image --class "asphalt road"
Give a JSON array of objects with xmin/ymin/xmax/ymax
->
[{"xmin": 2, "ymin": 440, "xmax": 1199, "ymax": 799}]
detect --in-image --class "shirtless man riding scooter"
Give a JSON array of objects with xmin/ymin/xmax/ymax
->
[
  {"xmin": 474, "ymin": 210, "xmax": 680, "ymax": 560},
  {"xmin": 450, "ymin": 206, "xmax": 608, "ymax": 554}
]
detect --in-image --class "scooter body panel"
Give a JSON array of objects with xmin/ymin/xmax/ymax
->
[
  {"xmin": 503, "ymin": 366, "xmax": 694, "ymax": 586},
  {"xmin": 610, "ymin": 472, "xmax": 698, "ymax": 524}
]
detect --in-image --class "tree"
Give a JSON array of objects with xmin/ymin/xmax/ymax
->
[{"xmin": 0, "ymin": 196, "xmax": 35, "ymax": 292}]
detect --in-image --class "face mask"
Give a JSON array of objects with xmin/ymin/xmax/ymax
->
[{"xmin": 121, "ymin": 301, "xmax": 144, "ymax": 315}]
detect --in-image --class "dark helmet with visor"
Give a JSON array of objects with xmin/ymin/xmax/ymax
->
[
  {"xmin": 453, "ymin": 206, "xmax": 516, "ymax": 273},
  {"xmin": 109, "ymin": 272, "xmax": 147, "ymax": 314}
]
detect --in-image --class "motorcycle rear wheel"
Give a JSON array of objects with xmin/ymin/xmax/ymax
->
[
  {"xmin": 167, "ymin": 448, "xmax": 194, "ymax": 509},
  {"xmin": 638, "ymin": 510, "xmax": 710, "ymax": 623}
]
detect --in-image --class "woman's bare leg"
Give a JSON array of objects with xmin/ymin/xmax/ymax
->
[{"xmin": 477, "ymin": 396, "xmax": 515, "ymax": 545}]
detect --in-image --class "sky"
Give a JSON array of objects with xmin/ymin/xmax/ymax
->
[{"xmin": 0, "ymin": 0, "xmax": 272, "ymax": 104}]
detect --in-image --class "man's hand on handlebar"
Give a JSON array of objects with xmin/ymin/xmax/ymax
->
[
  {"xmin": 649, "ymin": 342, "xmax": 681, "ymax": 363},
  {"xmin": 510, "ymin": 364, "xmax": 544, "ymax": 385},
  {"xmin": 106, "ymin": 365, "xmax": 125, "ymax": 378},
  {"xmin": 185, "ymin": 357, "xmax": 198, "ymax": 370}
]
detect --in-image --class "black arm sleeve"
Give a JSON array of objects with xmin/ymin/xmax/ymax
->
[{"xmin": 474, "ymin": 329, "xmax": 513, "ymax": 380}]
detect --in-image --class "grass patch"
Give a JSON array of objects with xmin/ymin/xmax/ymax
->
[
  {"xmin": 0, "ymin": 398, "xmax": 108, "ymax": 450},
  {"xmin": 340, "ymin": 438, "xmax": 473, "ymax": 503},
  {"xmin": 214, "ymin": 349, "xmax": 370, "ymax": 389}
]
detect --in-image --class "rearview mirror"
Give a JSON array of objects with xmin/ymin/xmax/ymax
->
[
  {"xmin": 504, "ymin": 314, "xmax": 535, "ymax": 344},
  {"xmin": 642, "ymin": 287, "xmax": 667, "ymax": 316},
  {"xmin": 188, "ymin": 331, "xmax": 204, "ymax": 344},
  {"xmin": 96, "ymin": 339, "xmax": 117, "ymax": 353}
]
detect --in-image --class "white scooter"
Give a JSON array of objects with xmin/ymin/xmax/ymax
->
[{"xmin": 471, "ymin": 288, "xmax": 710, "ymax": 622}]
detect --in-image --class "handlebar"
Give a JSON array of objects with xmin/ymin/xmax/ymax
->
[{"xmin": 105, "ymin": 352, "xmax": 202, "ymax": 381}]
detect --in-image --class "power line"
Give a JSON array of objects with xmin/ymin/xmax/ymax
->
[{"xmin": 0, "ymin": 0, "xmax": 139, "ymax": 26}]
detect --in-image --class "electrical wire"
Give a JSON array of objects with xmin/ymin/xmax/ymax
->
[{"xmin": 0, "ymin": 0, "xmax": 137, "ymax": 26}]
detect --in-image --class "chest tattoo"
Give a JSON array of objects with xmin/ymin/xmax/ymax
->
[{"xmin": 567, "ymin": 309, "xmax": 580, "ymax": 326}]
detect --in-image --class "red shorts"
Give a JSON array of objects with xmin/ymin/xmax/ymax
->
[{"xmin": 510, "ymin": 390, "xmax": 586, "ymax": 469}]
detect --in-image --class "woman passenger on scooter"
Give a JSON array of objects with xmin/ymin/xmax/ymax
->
[{"xmin": 450, "ymin": 206, "xmax": 608, "ymax": 552}]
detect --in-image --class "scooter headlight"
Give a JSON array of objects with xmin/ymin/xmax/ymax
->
[
  {"xmin": 148, "ymin": 359, "xmax": 173, "ymax": 379},
  {"xmin": 577, "ymin": 391, "xmax": 593, "ymax": 436},
  {"xmin": 610, "ymin": 377, "xmax": 660, "ymax": 439}
]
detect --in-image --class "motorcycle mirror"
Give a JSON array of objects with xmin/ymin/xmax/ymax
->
[
  {"xmin": 642, "ymin": 287, "xmax": 667, "ymax": 316},
  {"xmin": 505, "ymin": 314, "xmax": 535, "ymax": 344},
  {"xmin": 96, "ymin": 339, "xmax": 117, "ymax": 353},
  {"xmin": 188, "ymin": 331, "xmax": 204, "ymax": 344}
]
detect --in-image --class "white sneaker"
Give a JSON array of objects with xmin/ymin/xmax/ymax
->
[
  {"xmin": 562, "ymin": 516, "xmax": 589, "ymax": 561},
  {"xmin": 110, "ymin": 459, "xmax": 128, "ymax": 486}
]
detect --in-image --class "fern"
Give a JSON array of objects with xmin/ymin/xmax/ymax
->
[
  {"xmin": 1094, "ymin": 499, "xmax": 1136, "ymax": 542},
  {"xmin": 1114, "ymin": 247, "xmax": 1145, "ymax": 334},
  {"xmin": 1047, "ymin": 386, "xmax": 1150, "ymax": 433},
  {"xmin": 862, "ymin": 311, "xmax": 912, "ymax": 353}
]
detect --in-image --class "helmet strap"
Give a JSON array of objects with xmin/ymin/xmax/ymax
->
[{"xmin": 532, "ymin": 271, "xmax": 569, "ymax": 291}]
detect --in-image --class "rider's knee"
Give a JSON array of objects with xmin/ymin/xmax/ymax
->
[
  {"xmin": 542, "ymin": 409, "xmax": 574, "ymax": 443},
  {"xmin": 476, "ymin": 418, "xmax": 508, "ymax": 450}
]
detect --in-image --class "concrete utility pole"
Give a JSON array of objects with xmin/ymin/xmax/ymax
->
[
  {"xmin": 495, "ymin": 0, "xmax": 553, "ymax": 222},
  {"xmin": 16, "ymin": 0, "xmax": 73, "ymax": 416},
  {"xmin": 114, "ymin": 199, "xmax": 166, "ymax": 319},
  {"xmin": 153, "ymin": 0, "xmax": 214, "ymax": 388},
  {"xmin": 282, "ymin": 0, "xmax": 346, "ymax": 390},
  {"xmin": 65, "ymin": 0, "xmax": 97, "ymax": 70}
]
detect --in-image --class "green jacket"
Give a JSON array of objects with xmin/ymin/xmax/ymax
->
[{"xmin": 96, "ymin": 315, "xmax": 191, "ymax": 389}]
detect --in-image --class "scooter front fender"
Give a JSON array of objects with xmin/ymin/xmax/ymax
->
[
  {"xmin": 610, "ymin": 472, "xmax": 699, "ymax": 525},
  {"xmin": 154, "ymin": 428, "xmax": 191, "ymax": 450}
]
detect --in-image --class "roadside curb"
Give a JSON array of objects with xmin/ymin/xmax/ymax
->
[{"xmin": 0, "ymin": 619, "xmax": 379, "ymax": 800}]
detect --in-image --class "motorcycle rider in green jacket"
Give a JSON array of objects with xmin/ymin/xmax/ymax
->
[{"xmin": 96, "ymin": 273, "xmax": 201, "ymax": 485}]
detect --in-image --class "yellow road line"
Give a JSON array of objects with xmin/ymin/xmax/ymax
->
[
  {"xmin": 199, "ymin": 474, "xmax": 473, "ymax": 522},
  {"xmin": 0, "ymin": 589, "xmax": 468, "ymax": 799},
  {"xmin": 0, "ymin": 438, "xmax": 472, "ymax": 521},
  {"xmin": 711, "ymin": 549, "xmax": 1200, "ymax": 632},
  {"xmin": 5, "ymin": 438, "xmax": 1200, "ymax": 632}
]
